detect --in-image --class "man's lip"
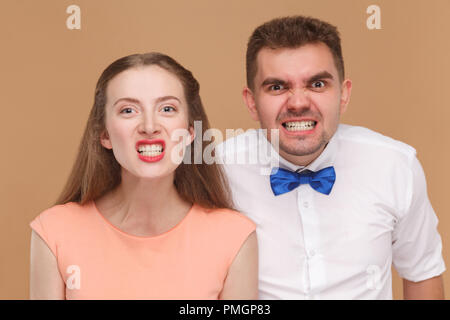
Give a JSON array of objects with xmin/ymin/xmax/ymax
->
[
  {"xmin": 135, "ymin": 139, "xmax": 166, "ymax": 151},
  {"xmin": 279, "ymin": 118, "xmax": 318, "ymax": 136},
  {"xmin": 280, "ymin": 118, "xmax": 318, "ymax": 125}
]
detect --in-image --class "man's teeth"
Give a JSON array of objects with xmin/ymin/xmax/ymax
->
[
  {"xmin": 138, "ymin": 144, "xmax": 163, "ymax": 156},
  {"xmin": 284, "ymin": 121, "xmax": 316, "ymax": 131}
]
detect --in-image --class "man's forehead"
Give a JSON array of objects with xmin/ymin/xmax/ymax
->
[{"xmin": 255, "ymin": 44, "xmax": 338, "ymax": 82}]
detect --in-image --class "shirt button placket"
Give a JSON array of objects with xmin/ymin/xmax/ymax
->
[{"xmin": 297, "ymin": 185, "xmax": 316, "ymax": 297}]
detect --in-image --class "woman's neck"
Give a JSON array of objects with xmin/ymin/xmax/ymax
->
[{"xmin": 95, "ymin": 169, "xmax": 192, "ymax": 237}]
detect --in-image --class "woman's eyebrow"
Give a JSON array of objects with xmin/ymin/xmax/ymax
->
[
  {"xmin": 112, "ymin": 95, "xmax": 181, "ymax": 107},
  {"xmin": 112, "ymin": 97, "xmax": 141, "ymax": 107},
  {"xmin": 155, "ymin": 95, "xmax": 181, "ymax": 104}
]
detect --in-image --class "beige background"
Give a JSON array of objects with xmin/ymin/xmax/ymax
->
[{"xmin": 0, "ymin": 0, "xmax": 448, "ymax": 299}]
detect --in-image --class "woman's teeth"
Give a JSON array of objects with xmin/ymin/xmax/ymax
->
[
  {"xmin": 138, "ymin": 144, "xmax": 163, "ymax": 156},
  {"xmin": 284, "ymin": 120, "xmax": 316, "ymax": 131}
]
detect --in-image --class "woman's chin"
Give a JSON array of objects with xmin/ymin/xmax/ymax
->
[{"xmin": 128, "ymin": 166, "xmax": 177, "ymax": 181}]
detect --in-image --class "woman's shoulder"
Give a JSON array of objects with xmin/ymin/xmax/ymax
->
[
  {"xmin": 190, "ymin": 205, "xmax": 257, "ymax": 269},
  {"xmin": 29, "ymin": 201, "xmax": 93, "ymax": 257},
  {"xmin": 192, "ymin": 205, "xmax": 257, "ymax": 232},
  {"xmin": 30, "ymin": 202, "xmax": 93, "ymax": 241},
  {"xmin": 32, "ymin": 201, "xmax": 91, "ymax": 225}
]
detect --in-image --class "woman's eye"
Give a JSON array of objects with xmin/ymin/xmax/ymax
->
[
  {"xmin": 120, "ymin": 107, "xmax": 135, "ymax": 114},
  {"xmin": 162, "ymin": 106, "xmax": 176, "ymax": 112}
]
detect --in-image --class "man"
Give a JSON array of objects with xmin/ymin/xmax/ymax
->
[{"xmin": 216, "ymin": 16, "xmax": 445, "ymax": 299}]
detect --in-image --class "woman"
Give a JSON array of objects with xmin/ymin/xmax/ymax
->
[{"xmin": 29, "ymin": 53, "xmax": 258, "ymax": 299}]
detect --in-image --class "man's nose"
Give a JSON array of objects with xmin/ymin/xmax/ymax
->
[{"xmin": 286, "ymin": 87, "xmax": 310, "ymax": 110}]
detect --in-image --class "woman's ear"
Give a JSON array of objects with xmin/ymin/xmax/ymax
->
[
  {"xmin": 100, "ymin": 130, "xmax": 113, "ymax": 149},
  {"xmin": 188, "ymin": 125, "xmax": 196, "ymax": 145}
]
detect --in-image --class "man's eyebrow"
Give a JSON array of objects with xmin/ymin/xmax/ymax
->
[
  {"xmin": 261, "ymin": 78, "xmax": 287, "ymax": 87},
  {"xmin": 307, "ymin": 71, "xmax": 334, "ymax": 83},
  {"xmin": 112, "ymin": 95, "xmax": 181, "ymax": 106},
  {"xmin": 260, "ymin": 72, "xmax": 334, "ymax": 88}
]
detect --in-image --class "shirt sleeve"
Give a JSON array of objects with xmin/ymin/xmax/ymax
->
[
  {"xmin": 30, "ymin": 207, "xmax": 60, "ymax": 257},
  {"xmin": 392, "ymin": 155, "xmax": 446, "ymax": 282}
]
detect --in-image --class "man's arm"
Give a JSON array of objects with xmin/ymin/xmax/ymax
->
[{"xmin": 403, "ymin": 275, "xmax": 445, "ymax": 299}]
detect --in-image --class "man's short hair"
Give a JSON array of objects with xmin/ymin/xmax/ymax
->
[{"xmin": 246, "ymin": 16, "xmax": 345, "ymax": 89}]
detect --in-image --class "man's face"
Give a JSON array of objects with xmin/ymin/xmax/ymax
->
[{"xmin": 244, "ymin": 43, "xmax": 352, "ymax": 165}]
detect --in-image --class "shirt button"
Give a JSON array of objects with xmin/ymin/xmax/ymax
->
[
  {"xmin": 309, "ymin": 250, "xmax": 316, "ymax": 258},
  {"xmin": 303, "ymin": 201, "xmax": 309, "ymax": 208}
]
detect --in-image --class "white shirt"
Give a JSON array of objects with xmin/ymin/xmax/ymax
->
[{"xmin": 215, "ymin": 124, "xmax": 445, "ymax": 299}]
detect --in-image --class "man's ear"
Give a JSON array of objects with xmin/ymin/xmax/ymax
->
[
  {"xmin": 339, "ymin": 79, "xmax": 352, "ymax": 114},
  {"xmin": 100, "ymin": 130, "xmax": 112, "ymax": 149},
  {"xmin": 242, "ymin": 87, "xmax": 260, "ymax": 121}
]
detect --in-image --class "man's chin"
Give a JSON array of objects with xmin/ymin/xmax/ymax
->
[{"xmin": 278, "ymin": 140, "xmax": 327, "ymax": 159}]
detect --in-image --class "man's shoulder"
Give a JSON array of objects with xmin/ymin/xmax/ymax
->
[{"xmin": 336, "ymin": 124, "xmax": 417, "ymax": 159}]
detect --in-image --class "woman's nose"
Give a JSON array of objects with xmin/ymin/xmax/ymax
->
[{"xmin": 138, "ymin": 114, "xmax": 161, "ymax": 136}]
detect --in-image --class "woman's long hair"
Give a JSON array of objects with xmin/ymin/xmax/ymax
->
[{"xmin": 55, "ymin": 53, "xmax": 234, "ymax": 210}]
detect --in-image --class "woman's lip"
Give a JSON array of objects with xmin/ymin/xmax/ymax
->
[
  {"xmin": 138, "ymin": 152, "xmax": 165, "ymax": 163},
  {"xmin": 135, "ymin": 139, "xmax": 165, "ymax": 151},
  {"xmin": 136, "ymin": 139, "xmax": 165, "ymax": 163}
]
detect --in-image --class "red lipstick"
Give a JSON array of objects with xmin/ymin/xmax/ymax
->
[{"xmin": 135, "ymin": 139, "xmax": 165, "ymax": 163}]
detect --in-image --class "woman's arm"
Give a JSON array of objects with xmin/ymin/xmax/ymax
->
[
  {"xmin": 29, "ymin": 230, "xmax": 65, "ymax": 299},
  {"xmin": 219, "ymin": 231, "xmax": 258, "ymax": 299}
]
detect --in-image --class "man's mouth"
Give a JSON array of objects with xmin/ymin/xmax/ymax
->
[{"xmin": 282, "ymin": 120, "xmax": 317, "ymax": 132}]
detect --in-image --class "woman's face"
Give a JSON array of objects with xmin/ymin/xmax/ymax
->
[{"xmin": 100, "ymin": 65, "xmax": 194, "ymax": 180}]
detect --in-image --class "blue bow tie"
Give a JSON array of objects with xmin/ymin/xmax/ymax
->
[{"xmin": 270, "ymin": 166, "xmax": 336, "ymax": 196}]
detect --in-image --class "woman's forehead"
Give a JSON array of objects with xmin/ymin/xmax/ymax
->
[{"xmin": 106, "ymin": 66, "xmax": 185, "ymax": 103}]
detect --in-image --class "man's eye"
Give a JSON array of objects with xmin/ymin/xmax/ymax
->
[
  {"xmin": 269, "ymin": 84, "xmax": 285, "ymax": 91},
  {"xmin": 311, "ymin": 81, "xmax": 326, "ymax": 89}
]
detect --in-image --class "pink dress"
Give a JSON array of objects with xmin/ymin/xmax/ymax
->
[{"xmin": 30, "ymin": 201, "xmax": 256, "ymax": 299}]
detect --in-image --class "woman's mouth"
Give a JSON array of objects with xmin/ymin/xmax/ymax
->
[
  {"xmin": 137, "ymin": 144, "xmax": 164, "ymax": 157},
  {"xmin": 136, "ymin": 139, "xmax": 165, "ymax": 162}
]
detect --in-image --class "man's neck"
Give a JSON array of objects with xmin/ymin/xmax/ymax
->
[{"xmin": 278, "ymin": 144, "xmax": 327, "ymax": 168}]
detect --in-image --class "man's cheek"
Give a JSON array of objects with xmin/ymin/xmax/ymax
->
[{"xmin": 261, "ymin": 111, "xmax": 278, "ymax": 127}]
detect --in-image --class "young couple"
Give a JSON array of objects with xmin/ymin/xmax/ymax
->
[{"xmin": 30, "ymin": 16, "xmax": 445, "ymax": 300}]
